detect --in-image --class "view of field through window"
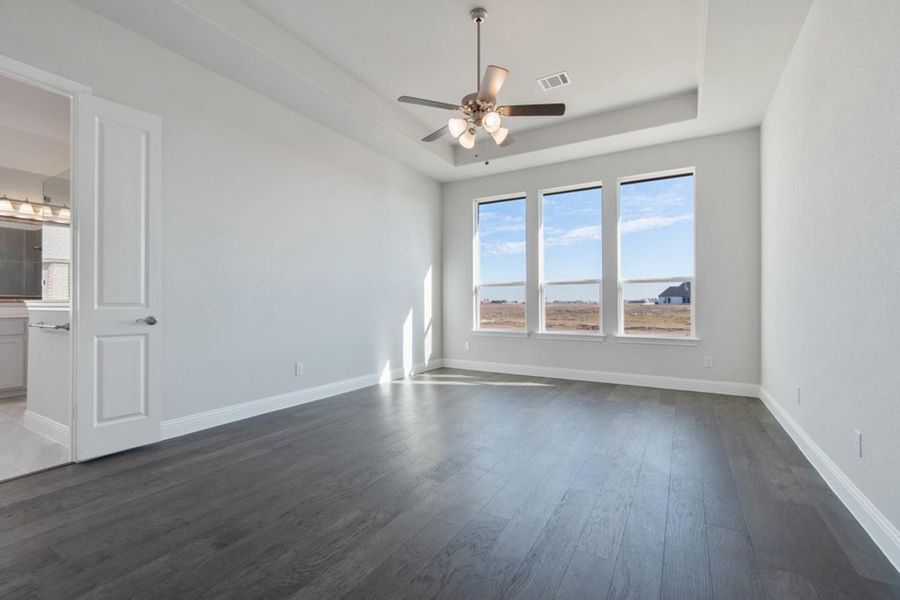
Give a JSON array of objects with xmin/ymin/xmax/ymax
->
[
  {"xmin": 477, "ymin": 198, "xmax": 526, "ymax": 330},
  {"xmin": 620, "ymin": 173, "xmax": 695, "ymax": 336},
  {"xmin": 542, "ymin": 186, "xmax": 602, "ymax": 332}
]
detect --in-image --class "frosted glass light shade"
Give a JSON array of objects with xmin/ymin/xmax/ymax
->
[
  {"xmin": 459, "ymin": 128, "xmax": 476, "ymax": 149},
  {"xmin": 490, "ymin": 127, "xmax": 509, "ymax": 145},
  {"xmin": 447, "ymin": 117, "xmax": 468, "ymax": 138},
  {"xmin": 482, "ymin": 111, "xmax": 502, "ymax": 133}
]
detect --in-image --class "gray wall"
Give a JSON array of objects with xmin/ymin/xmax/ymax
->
[
  {"xmin": 0, "ymin": 0, "xmax": 442, "ymax": 420},
  {"xmin": 761, "ymin": 0, "xmax": 900, "ymax": 533},
  {"xmin": 442, "ymin": 129, "xmax": 760, "ymax": 385}
]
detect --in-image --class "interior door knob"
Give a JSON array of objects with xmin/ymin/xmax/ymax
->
[{"xmin": 138, "ymin": 315, "xmax": 158, "ymax": 325}]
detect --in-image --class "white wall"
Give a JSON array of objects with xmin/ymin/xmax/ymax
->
[
  {"xmin": 0, "ymin": 0, "xmax": 441, "ymax": 420},
  {"xmin": 0, "ymin": 165, "xmax": 45, "ymax": 203},
  {"xmin": 761, "ymin": 0, "xmax": 900, "ymax": 544},
  {"xmin": 442, "ymin": 129, "xmax": 760, "ymax": 387}
]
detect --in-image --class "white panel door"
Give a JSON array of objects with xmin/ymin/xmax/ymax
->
[{"xmin": 74, "ymin": 94, "xmax": 162, "ymax": 461}]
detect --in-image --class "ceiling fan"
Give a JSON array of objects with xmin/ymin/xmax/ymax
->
[{"xmin": 397, "ymin": 7, "xmax": 566, "ymax": 150}]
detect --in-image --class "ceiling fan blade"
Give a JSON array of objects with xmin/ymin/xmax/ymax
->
[
  {"xmin": 477, "ymin": 65, "xmax": 509, "ymax": 103},
  {"xmin": 398, "ymin": 96, "xmax": 461, "ymax": 111},
  {"xmin": 498, "ymin": 103, "xmax": 566, "ymax": 117},
  {"xmin": 421, "ymin": 125, "xmax": 449, "ymax": 142}
]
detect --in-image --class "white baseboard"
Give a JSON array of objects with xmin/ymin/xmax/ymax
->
[
  {"xmin": 440, "ymin": 358, "xmax": 758, "ymax": 397},
  {"xmin": 23, "ymin": 410, "xmax": 70, "ymax": 448},
  {"xmin": 759, "ymin": 387, "xmax": 900, "ymax": 572},
  {"xmin": 161, "ymin": 359, "xmax": 444, "ymax": 440},
  {"xmin": 414, "ymin": 359, "xmax": 444, "ymax": 373},
  {"xmin": 0, "ymin": 387, "xmax": 26, "ymax": 399}
]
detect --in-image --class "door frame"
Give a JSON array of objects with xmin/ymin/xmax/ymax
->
[{"xmin": 0, "ymin": 54, "xmax": 90, "ymax": 461}]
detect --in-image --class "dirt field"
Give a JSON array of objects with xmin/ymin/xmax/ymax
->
[
  {"xmin": 479, "ymin": 302, "xmax": 526, "ymax": 330},
  {"xmin": 544, "ymin": 303, "xmax": 600, "ymax": 331},
  {"xmin": 479, "ymin": 302, "xmax": 691, "ymax": 335},
  {"xmin": 623, "ymin": 303, "xmax": 692, "ymax": 336}
]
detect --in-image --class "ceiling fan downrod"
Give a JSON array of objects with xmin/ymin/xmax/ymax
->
[{"xmin": 471, "ymin": 7, "xmax": 487, "ymax": 95}]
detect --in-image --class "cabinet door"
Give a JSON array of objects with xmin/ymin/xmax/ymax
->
[{"xmin": 0, "ymin": 333, "xmax": 26, "ymax": 391}]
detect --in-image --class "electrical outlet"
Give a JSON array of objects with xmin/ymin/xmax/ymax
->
[
  {"xmin": 854, "ymin": 430, "xmax": 862, "ymax": 458},
  {"xmin": 295, "ymin": 362, "xmax": 304, "ymax": 376},
  {"xmin": 703, "ymin": 355, "xmax": 714, "ymax": 368},
  {"xmin": 795, "ymin": 386, "xmax": 801, "ymax": 404},
  {"xmin": 464, "ymin": 341, "xmax": 470, "ymax": 351}
]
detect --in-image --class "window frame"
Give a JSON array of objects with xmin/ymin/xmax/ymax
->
[
  {"xmin": 537, "ymin": 182, "xmax": 604, "ymax": 338},
  {"xmin": 472, "ymin": 192, "xmax": 528, "ymax": 334},
  {"xmin": 616, "ymin": 168, "xmax": 698, "ymax": 341}
]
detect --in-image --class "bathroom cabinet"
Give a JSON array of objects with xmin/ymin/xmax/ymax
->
[{"xmin": 0, "ymin": 314, "xmax": 27, "ymax": 396}]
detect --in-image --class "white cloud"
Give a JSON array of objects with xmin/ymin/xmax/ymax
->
[
  {"xmin": 545, "ymin": 225, "xmax": 601, "ymax": 248},
  {"xmin": 482, "ymin": 241, "xmax": 526, "ymax": 256},
  {"xmin": 620, "ymin": 214, "xmax": 692, "ymax": 235},
  {"xmin": 481, "ymin": 222, "xmax": 526, "ymax": 236}
]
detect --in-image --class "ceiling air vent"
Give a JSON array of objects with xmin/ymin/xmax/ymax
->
[{"xmin": 537, "ymin": 71, "xmax": 571, "ymax": 91}]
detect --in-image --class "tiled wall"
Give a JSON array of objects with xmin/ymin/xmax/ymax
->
[{"xmin": 0, "ymin": 224, "xmax": 42, "ymax": 297}]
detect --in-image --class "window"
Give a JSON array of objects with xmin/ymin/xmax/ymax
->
[
  {"xmin": 474, "ymin": 196, "xmax": 527, "ymax": 330},
  {"xmin": 618, "ymin": 171, "xmax": 695, "ymax": 337},
  {"xmin": 539, "ymin": 185, "xmax": 602, "ymax": 333}
]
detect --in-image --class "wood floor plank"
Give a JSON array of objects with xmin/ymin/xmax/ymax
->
[
  {"xmin": 403, "ymin": 513, "xmax": 509, "ymax": 600},
  {"xmin": 501, "ymin": 488, "xmax": 597, "ymax": 600},
  {"xmin": 707, "ymin": 525, "xmax": 768, "ymax": 600},
  {"xmin": 661, "ymin": 475, "xmax": 712, "ymax": 600},
  {"xmin": 606, "ymin": 465, "xmax": 670, "ymax": 600},
  {"xmin": 555, "ymin": 550, "xmax": 616, "ymax": 600},
  {"xmin": 342, "ymin": 518, "xmax": 461, "ymax": 600}
]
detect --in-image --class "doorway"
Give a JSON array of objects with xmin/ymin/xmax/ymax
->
[{"xmin": 0, "ymin": 73, "xmax": 72, "ymax": 480}]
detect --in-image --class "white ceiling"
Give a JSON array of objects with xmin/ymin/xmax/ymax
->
[
  {"xmin": 0, "ymin": 74, "xmax": 70, "ymax": 176},
  {"xmin": 248, "ymin": 0, "xmax": 703, "ymax": 135},
  {"xmin": 74, "ymin": 0, "xmax": 813, "ymax": 182}
]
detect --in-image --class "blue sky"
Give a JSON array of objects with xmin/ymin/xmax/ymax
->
[{"xmin": 478, "ymin": 175, "xmax": 693, "ymax": 302}]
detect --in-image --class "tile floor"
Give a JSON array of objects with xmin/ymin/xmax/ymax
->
[{"xmin": 0, "ymin": 396, "xmax": 68, "ymax": 481}]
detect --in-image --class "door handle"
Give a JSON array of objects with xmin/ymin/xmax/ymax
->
[{"xmin": 137, "ymin": 315, "xmax": 158, "ymax": 325}]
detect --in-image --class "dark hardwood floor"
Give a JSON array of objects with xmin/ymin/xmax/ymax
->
[{"xmin": 1, "ymin": 368, "xmax": 897, "ymax": 599}]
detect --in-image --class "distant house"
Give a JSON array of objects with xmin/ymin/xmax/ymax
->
[{"xmin": 657, "ymin": 282, "xmax": 691, "ymax": 304}]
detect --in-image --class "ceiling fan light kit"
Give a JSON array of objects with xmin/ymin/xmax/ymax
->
[
  {"xmin": 459, "ymin": 128, "xmax": 477, "ymax": 149},
  {"xmin": 397, "ymin": 7, "xmax": 566, "ymax": 150},
  {"xmin": 448, "ymin": 117, "xmax": 468, "ymax": 138}
]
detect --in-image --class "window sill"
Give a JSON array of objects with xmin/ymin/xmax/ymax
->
[
  {"xmin": 534, "ymin": 332, "xmax": 605, "ymax": 342},
  {"xmin": 614, "ymin": 335, "xmax": 701, "ymax": 346},
  {"xmin": 470, "ymin": 329, "xmax": 530, "ymax": 339}
]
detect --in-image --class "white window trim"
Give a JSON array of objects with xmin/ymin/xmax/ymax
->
[
  {"xmin": 470, "ymin": 329, "xmax": 530, "ymax": 339},
  {"xmin": 472, "ymin": 193, "xmax": 528, "ymax": 334},
  {"xmin": 534, "ymin": 331, "xmax": 605, "ymax": 342},
  {"xmin": 538, "ymin": 182, "xmax": 604, "ymax": 338},
  {"xmin": 617, "ymin": 168, "xmax": 698, "ymax": 340}
]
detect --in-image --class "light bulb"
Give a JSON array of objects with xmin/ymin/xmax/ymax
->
[
  {"xmin": 447, "ymin": 117, "xmax": 468, "ymax": 138},
  {"xmin": 482, "ymin": 111, "xmax": 501, "ymax": 133},
  {"xmin": 490, "ymin": 127, "xmax": 509, "ymax": 146},
  {"xmin": 458, "ymin": 128, "xmax": 476, "ymax": 149}
]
